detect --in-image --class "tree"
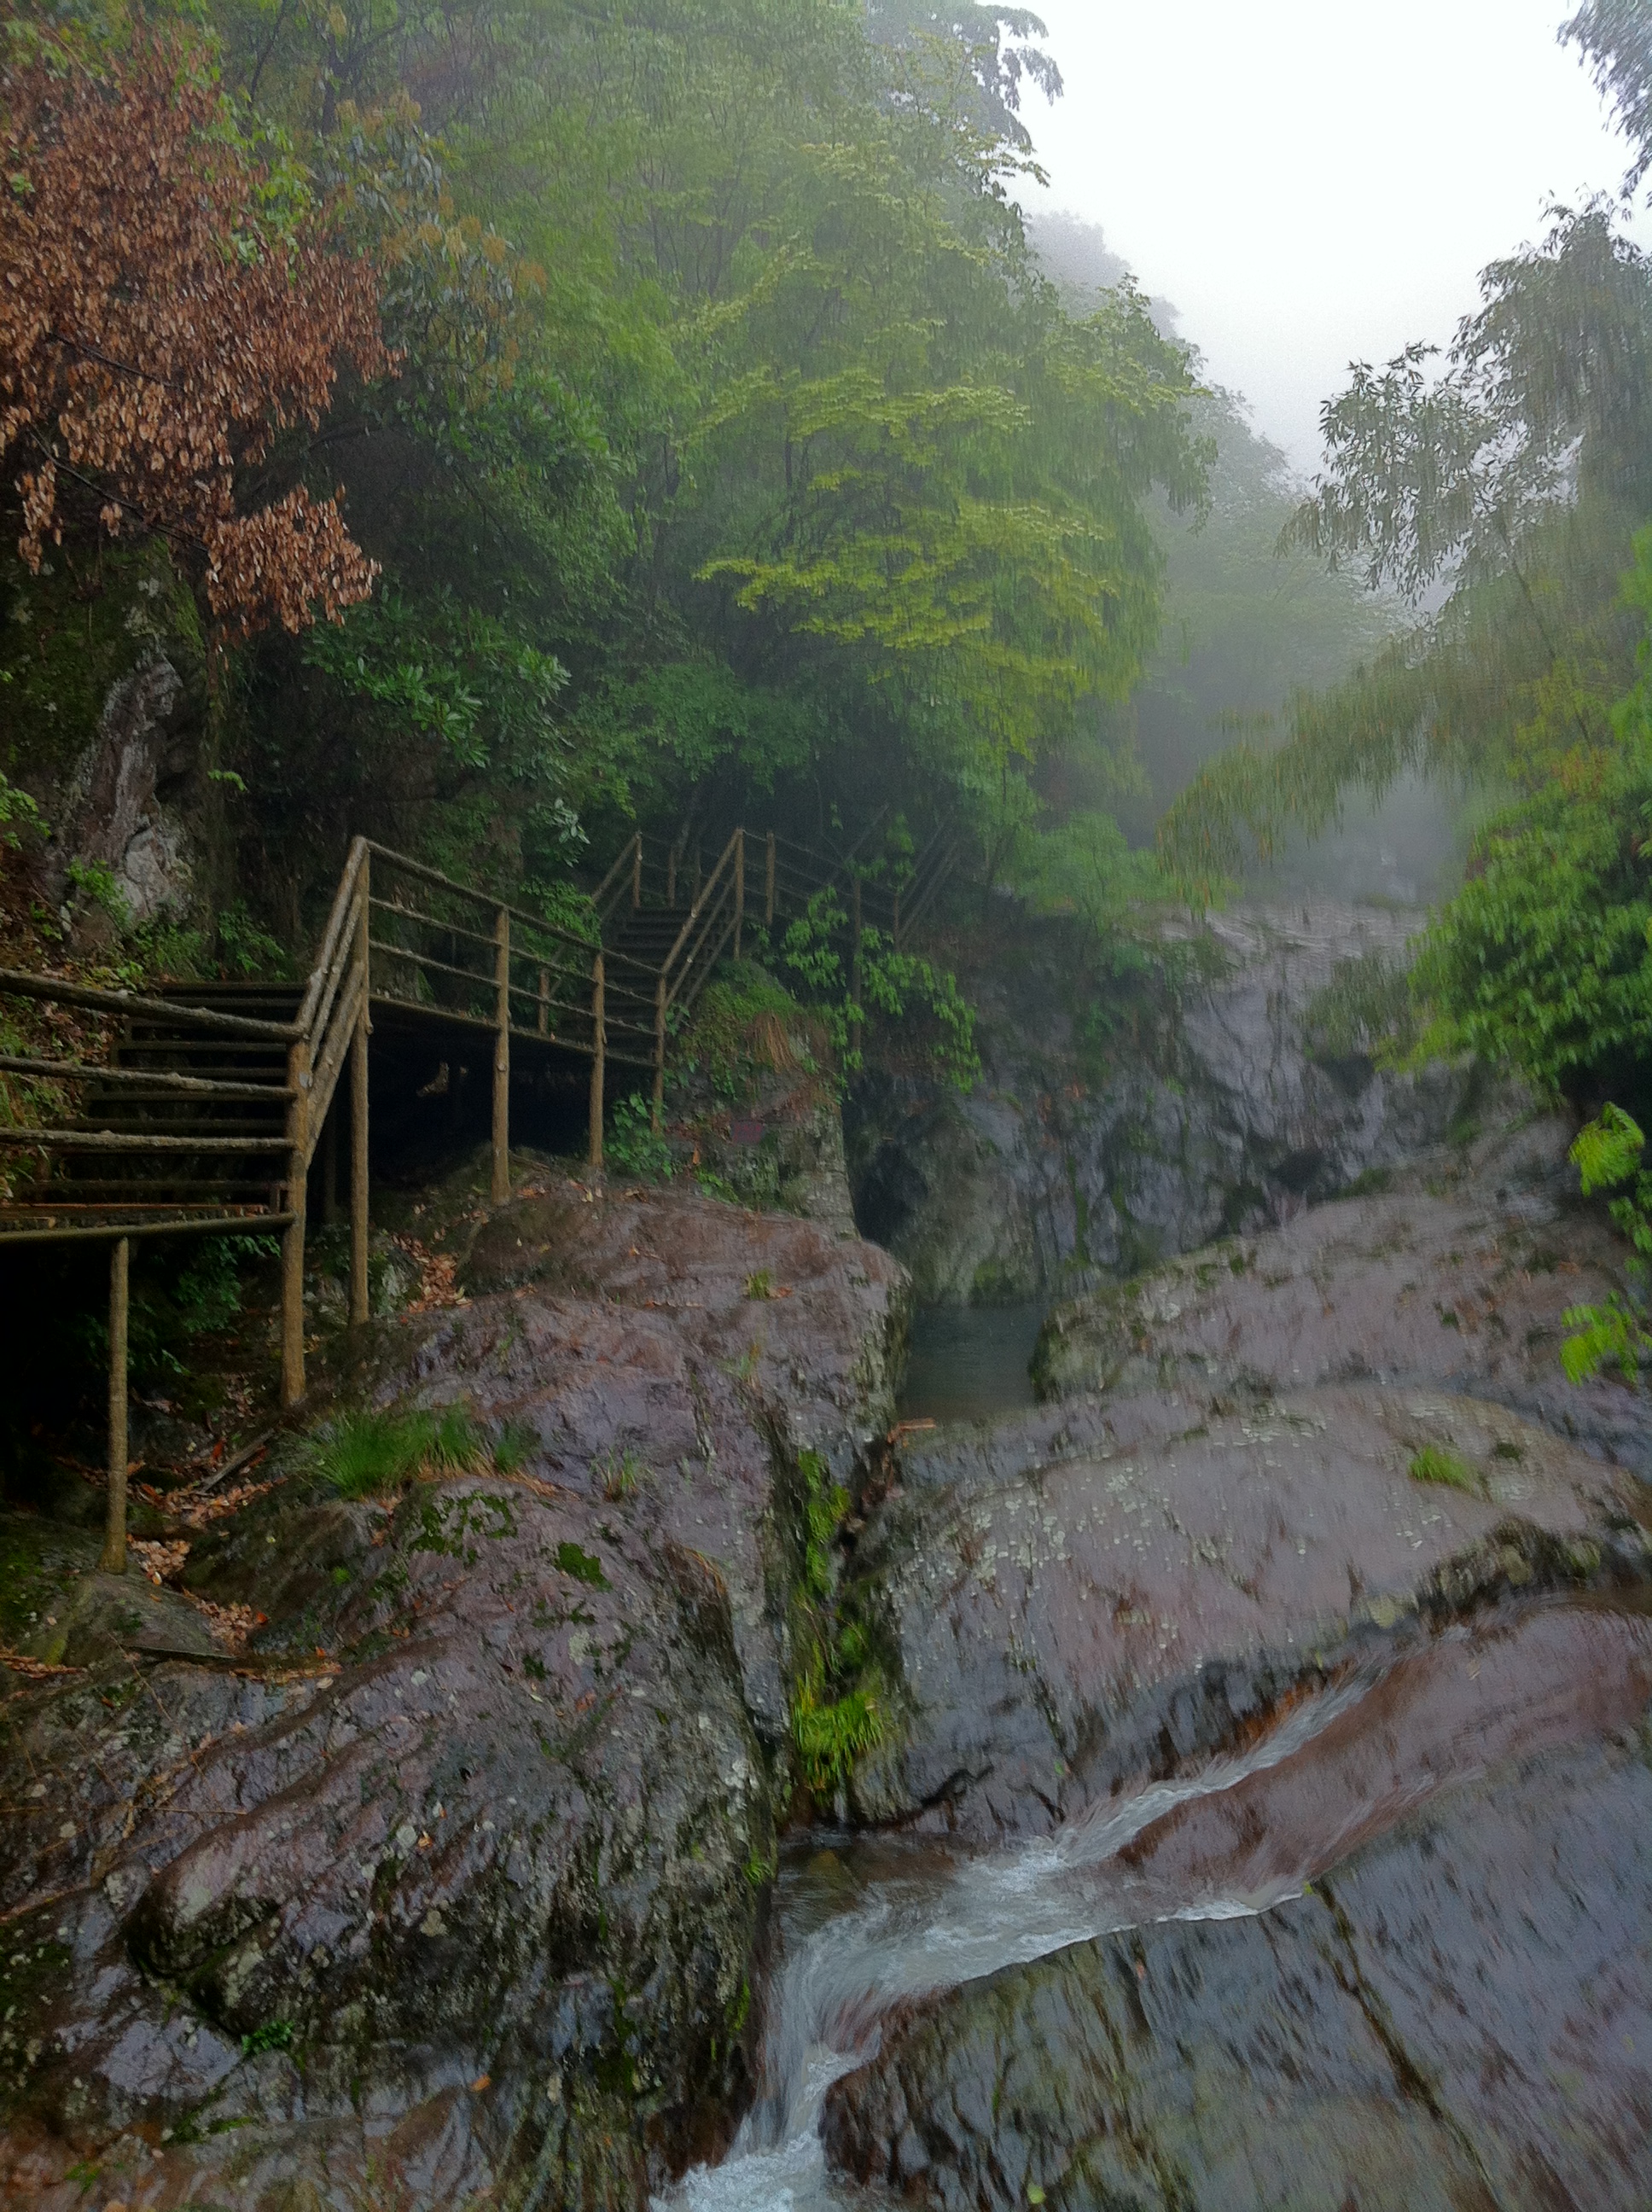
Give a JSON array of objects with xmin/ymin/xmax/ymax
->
[
  {"xmin": 0, "ymin": 22, "xmax": 390, "ymax": 635},
  {"xmin": 1159, "ymin": 203, "xmax": 1652, "ymax": 891}
]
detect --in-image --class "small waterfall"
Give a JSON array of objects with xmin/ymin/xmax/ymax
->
[{"xmin": 660, "ymin": 1670, "xmax": 1370, "ymax": 2212}]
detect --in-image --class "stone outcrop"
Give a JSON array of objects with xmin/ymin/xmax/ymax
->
[{"xmin": 0, "ymin": 1173, "xmax": 908, "ymax": 2210}]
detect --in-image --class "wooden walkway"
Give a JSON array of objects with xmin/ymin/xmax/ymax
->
[{"xmin": 0, "ymin": 820, "xmax": 957, "ymax": 1565}]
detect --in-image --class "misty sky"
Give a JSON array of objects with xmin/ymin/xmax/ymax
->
[{"xmin": 1021, "ymin": 0, "xmax": 1647, "ymax": 471}]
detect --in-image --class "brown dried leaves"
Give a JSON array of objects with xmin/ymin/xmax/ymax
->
[{"xmin": 0, "ymin": 26, "xmax": 391, "ymax": 632}]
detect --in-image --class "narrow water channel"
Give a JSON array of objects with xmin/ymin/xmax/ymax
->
[
  {"xmin": 658, "ymin": 1598, "xmax": 1652, "ymax": 2212},
  {"xmin": 895, "ymin": 1301, "xmax": 1046, "ymax": 1425}
]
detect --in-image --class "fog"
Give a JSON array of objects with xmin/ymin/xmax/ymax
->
[{"xmin": 1021, "ymin": 0, "xmax": 1649, "ymax": 467}]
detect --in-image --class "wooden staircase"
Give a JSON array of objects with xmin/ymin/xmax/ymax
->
[{"xmin": 0, "ymin": 819, "xmax": 958, "ymax": 1563}]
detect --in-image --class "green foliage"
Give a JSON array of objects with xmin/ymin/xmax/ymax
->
[
  {"xmin": 1160, "ymin": 203, "xmax": 1652, "ymax": 894},
  {"xmin": 66, "ymin": 857, "xmax": 131, "ymax": 930},
  {"xmin": 1409, "ymin": 717, "xmax": 1652, "ymax": 1099},
  {"xmin": 673, "ymin": 963, "xmax": 811, "ymax": 1102},
  {"xmin": 309, "ymin": 1403, "xmax": 489, "ymax": 1501},
  {"xmin": 780, "ymin": 891, "xmax": 980, "ymax": 1088},
  {"xmin": 0, "ymin": 770, "xmax": 44, "ymax": 847},
  {"xmin": 1407, "ymin": 1445, "xmax": 1481, "ymax": 1494},
  {"xmin": 1560, "ymin": 1104, "xmax": 1652, "ymax": 1385},
  {"xmin": 743, "ymin": 1270, "xmax": 775, "ymax": 1301},
  {"xmin": 790, "ymin": 1670, "xmax": 883, "ymax": 1798},
  {"xmin": 240, "ymin": 2019, "xmax": 294, "ymax": 2058},
  {"xmin": 607, "ymin": 1093, "xmax": 673, "ymax": 1181},
  {"xmin": 7, "ymin": 0, "xmax": 1224, "ymax": 939},
  {"xmin": 216, "ymin": 899, "xmax": 289, "ymax": 979}
]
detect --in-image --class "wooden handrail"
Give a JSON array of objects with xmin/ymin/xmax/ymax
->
[
  {"xmin": 297, "ymin": 836, "xmax": 368, "ymax": 1035},
  {"xmin": 0, "ymin": 967, "xmax": 300, "ymax": 1039}
]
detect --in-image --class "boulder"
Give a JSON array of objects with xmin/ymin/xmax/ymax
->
[{"xmin": 0, "ymin": 1174, "xmax": 908, "ymax": 2210}]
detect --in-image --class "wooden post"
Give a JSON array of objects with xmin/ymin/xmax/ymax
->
[
  {"xmin": 652, "ymin": 971, "xmax": 667, "ymax": 1132},
  {"xmin": 98, "ymin": 1237, "xmax": 130, "ymax": 1575},
  {"xmin": 631, "ymin": 835, "xmax": 642, "ymax": 912},
  {"xmin": 537, "ymin": 963, "xmax": 550, "ymax": 1036},
  {"xmin": 349, "ymin": 864, "xmax": 370, "ymax": 1329},
  {"xmin": 850, "ymin": 876, "xmax": 864, "ymax": 1060},
  {"xmin": 765, "ymin": 830, "xmax": 776, "ymax": 928},
  {"xmin": 492, "ymin": 906, "xmax": 510, "ymax": 1205},
  {"xmin": 281, "ymin": 1036, "xmax": 310, "ymax": 1408},
  {"xmin": 588, "ymin": 952, "xmax": 606, "ymax": 1169},
  {"xmin": 733, "ymin": 827, "xmax": 745, "ymax": 961},
  {"xmin": 321, "ymin": 1102, "xmax": 339, "ymax": 1225}
]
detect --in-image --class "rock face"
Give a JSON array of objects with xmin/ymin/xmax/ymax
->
[
  {"xmin": 848, "ymin": 901, "xmax": 1479, "ymax": 1306},
  {"xmin": 846, "ymin": 1377, "xmax": 1646, "ymax": 1839},
  {"xmin": 46, "ymin": 653, "xmax": 195, "ymax": 933},
  {"xmin": 0, "ymin": 1174, "xmax": 908, "ymax": 2210},
  {"xmin": 823, "ymin": 1625, "xmax": 1652, "ymax": 2210},
  {"xmin": 1032, "ymin": 1113, "xmax": 1652, "ymax": 1479}
]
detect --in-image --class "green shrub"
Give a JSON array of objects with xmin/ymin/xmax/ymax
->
[
  {"xmin": 1411, "ymin": 725, "xmax": 1652, "ymax": 1100},
  {"xmin": 743, "ymin": 1268, "xmax": 774, "ymax": 1300},
  {"xmin": 608, "ymin": 1092, "xmax": 673, "ymax": 1179},
  {"xmin": 1560, "ymin": 1103, "xmax": 1652, "ymax": 1384},
  {"xmin": 1407, "ymin": 1444, "xmax": 1482, "ymax": 1494},
  {"xmin": 674, "ymin": 963, "xmax": 811, "ymax": 1101}
]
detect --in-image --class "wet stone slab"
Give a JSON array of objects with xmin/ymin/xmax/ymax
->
[
  {"xmin": 847, "ymin": 1382, "xmax": 1649, "ymax": 1838},
  {"xmin": 824, "ymin": 1634, "xmax": 1652, "ymax": 2211}
]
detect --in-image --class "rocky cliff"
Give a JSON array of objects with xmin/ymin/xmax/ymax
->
[{"xmin": 847, "ymin": 899, "xmax": 1485, "ymax": 1305}]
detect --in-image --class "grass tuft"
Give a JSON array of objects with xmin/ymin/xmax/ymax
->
[
  {"xmin": 492, "ymin": 1418, "xmax": 539, "ymax": 1475},
  {"xmin": 593, "ymin": 1444, "xmax": 643, "ymax": 1499},
  {"xmin": 1407, "ymin": 1443, "xmax": 1483, "ymax": 1495},
  {"xmin": 310, "ymin": 1404, "xmax": 489, "ymax": 1501}
]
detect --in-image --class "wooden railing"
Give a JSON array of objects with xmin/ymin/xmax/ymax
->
[{"xmin": 0, "ymin": 813, "xmax": 963, "ymax": 1545}]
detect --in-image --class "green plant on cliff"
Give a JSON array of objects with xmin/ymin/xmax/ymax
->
[
  {"xmin": 791, "ymin": 1668, "xmax": 884, "ymax": 1798},
  {"xmin": 1407, "ymin": 1443, "xmax": 1481, "ymax": 1495},
  {"xmin": 1560, "ymin": 1103, "xmax": 1652, "ymax": 1384},
  {"xmin": 780, "ymin": 893, "xmax": 980, "ymax": 1090},
  {"xmin": 786, "ymin": 1446, "xmax": 884, "ymax": 1796}
]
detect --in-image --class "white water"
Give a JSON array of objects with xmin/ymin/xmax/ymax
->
[{"xmin": 660, "ymin": 1674, "xmax": 1370, "ymax": 2212}]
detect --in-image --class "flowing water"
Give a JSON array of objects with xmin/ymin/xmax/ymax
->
[
  {"xmin": 660, "ymin": 1597, "xmax": 1652, "ymax": 2212},
  {"xmin": 895, "ymin": 1301, "xmax": 1046, "ymax": 1425}
]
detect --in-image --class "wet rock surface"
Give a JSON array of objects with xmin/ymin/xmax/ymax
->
[
  {"xmin": 0, "ymin": 1174, "xmax": 907, "ymax": 2210},
  {"xmin": 847, "ymin": 1376, "xmax": 1649, "ymax": 1838},
  {"xmin": 823, "ymin": 1608, "xmax": 1652, "ymax": 2210},
  {"xmin": 1032, "ymin": 1110, "xmax": 1652, "ymax": 1477},
  {"xmin": 848, "ymin": 901, "xmax": 1480, "ymax": 1305}
]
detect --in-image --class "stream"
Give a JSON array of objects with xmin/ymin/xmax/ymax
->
[
  {"xmin": 660, "ymin": 1594, "xmax": 1652, "ymax": 2212},
  {"xmin": 895, "ymin": 1301, "xmax": 1045, "ymax": 1425}
]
